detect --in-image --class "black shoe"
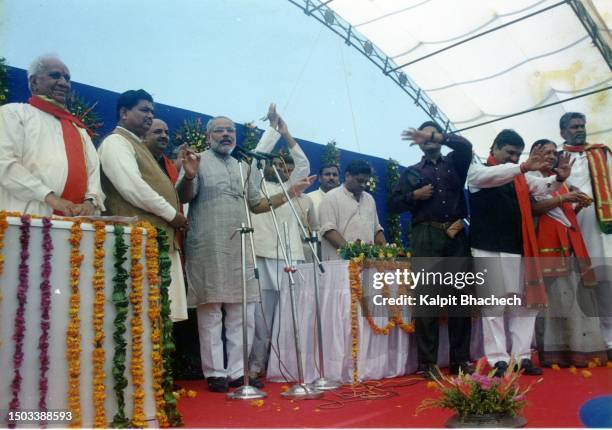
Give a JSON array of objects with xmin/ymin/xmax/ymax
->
[
  {"xmin": 417, "ymin": 363, "xmax": 442, "ymax": 380},
  {"xmin": 228, "ymin": 375, "xmax": 264, "ymax": 389},
  {"xmin": 207, "ymin": 377, "xmax": 229, "ymax": 393},
  {"xmin": 493, "ymin": 361, "xmax": 508, "ymax": 377},
  {"xmin": 450, "ymin": 361, "xmax": 474, "ymax": 375},
  {"xmin": 518, "ymin": 359, "xmax": 543, "ymax": 376}
]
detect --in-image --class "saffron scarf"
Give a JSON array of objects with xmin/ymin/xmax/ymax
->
[
  {"xmin": 29, "ymin": 95, "xmax": 89, "ymax": 212},
  {"xmin": 162, "ymin": 155, "xmax": 179, "ymax": 185},
  {"xmin": 486, "ymin": 155, "xmax": 547, "ymax": 306},
  {"xmin": 536, "ymin": 182, "xmax": 596, "ymax": 286},
  {"xmin": 564, "ymin": 143, "xmax": 612, "ymax": 234}
]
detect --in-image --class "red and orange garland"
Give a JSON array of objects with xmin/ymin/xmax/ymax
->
[
  {"xmin": 67, "ymin": 220, "xmax": 83, "ymax": 427},
  {"xmin": 92, "ymin": 221, "xmax": 107, "ymax": 427},
  {"xmin": 348, "ymin": 259, "xmax": 416, "ymax": 384},
  {"xmin": 129, "ymin": 225, "xmax": 146, "ymax": 427},
  {"xmin": 0, "ymin": 212, "xmax": 8, "ymax": 341},
  {"xmin": 140, "ymin": 222, "xmax": 169, "ymax": 427}
]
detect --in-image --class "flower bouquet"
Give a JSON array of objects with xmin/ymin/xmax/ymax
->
[
  {"xmin": 338, "ymin": 241, "xmax": 409, "ymax": 262},
  {"xmin": 418, "ymin": 357, "xmax": 540, "ymax": 428}
]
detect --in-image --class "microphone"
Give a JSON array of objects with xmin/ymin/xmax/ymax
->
[{"xmin": 230, "ymin": 145, "xmax": 276, "ymax": 162}]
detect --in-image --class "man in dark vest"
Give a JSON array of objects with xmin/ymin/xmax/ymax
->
[
  {"xmin": 98, "ymin": 89, "xmax": 191, "ymax": 322},
  {"xmin": 390, "ymin": 121, "xmax": 473, "ymax": 378},
  {"xmin": 467, "ymin": 129, "xmax": 574, "ymax": 376}
]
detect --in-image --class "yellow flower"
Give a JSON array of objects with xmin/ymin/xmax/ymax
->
[
  {"xmin": 187, "ymin": 390, "xmax": 197, "ymax": 398},
  {"xmin": 250, "ymin": 399, "xmax": 265, "ymax": 407},
  {"xmin": 569, "ymin": 366, "xmax": 577, "ymax": 374},
  {"xmin": 426, "ymin": 381, "xmax": 437, "ymax": 390},
  {"xmin": 551, "ymin": 364, "xmax": 560, "ymax": 371},
  {"xmin": 588, "ymin": 361, "xmax": 597, "ymax": 368},
  {"xmin": 581, "ymin": 370, "xmax": 592, "ymax": 378}
]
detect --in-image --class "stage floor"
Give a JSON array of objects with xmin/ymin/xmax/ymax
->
[{"xmin": 175, "ymin": 366, "xmax": 612, "ymax": 428}]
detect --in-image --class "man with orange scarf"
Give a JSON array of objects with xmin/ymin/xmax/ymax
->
[
  {"xmin": 467, "ymin": 129, "xmax": 573, "ymax": 377},
  {"xmin": 560, "ymin": 112, "xmax": 612, "ymax": 361},
  {"xmin": 0, "ymin": 55, "xmax": 104, "ymax": 215}
]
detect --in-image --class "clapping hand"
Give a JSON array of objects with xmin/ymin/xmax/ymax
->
[
  {"xmin": 182, "ymin": 147, "xmax": 201, "ymax": 180},
  {"xmin": 262, "ymin": 103, "xmax": 280, "ymax": 130}
]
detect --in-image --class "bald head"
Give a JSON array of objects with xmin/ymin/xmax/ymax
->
[
  {"xmin": 143, "ymin": 119, "xmax": 170, "ymax": 159},
  {"xmin": 28, "ymin": 56, "xmax": 71, "ymax": 104}
]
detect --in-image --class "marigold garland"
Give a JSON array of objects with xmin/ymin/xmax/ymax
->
[
  {"xmin": 129, "ymin": 225, "xmax": 146, "ymax": 428},
  {"xmin": 348, "ymin": 259, "xmax": 416, "ymax": 384},
  {"xmin": 38, "ymin": 217, "xmax": 53, "ymax": 419},
  {"xmin": 141, "ymin": 223, "xmax": 169, "ymax": 427},
  {"xmin": 110, "ymin": 226, "xmax": 130, "ymax": 428},
  {"xmin": 156, "ymin": 228, "xmax": 183, "ymax": 427},
  {"xmin": 92, "ymin": 221, "xmax": 107, "ymax": 427},
  {"xmin": 8, "ymin": 214, "xmax": 31, "ymax": 427},
  {"xmin": 67, "ymin": 220, "xmax": 83, "ymax": 427},
  {"xmin": 0, "ymin": 211, "xmax": 9, "ymax": 347},
  {"xmin": 348, "ymin": 260, "xmax": 361, "ymax": 385}
]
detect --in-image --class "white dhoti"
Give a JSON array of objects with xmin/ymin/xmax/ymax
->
[
  {"xmin": 197, "ymin": 302, "xmax": 255, "ymax": 380},
  {"xmin": 169, "ymin": 250, "xmax": 188, "ymax": 322}
]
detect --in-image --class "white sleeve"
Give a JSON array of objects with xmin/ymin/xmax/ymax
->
[
  {"xmin": 81, "ymin": 129, "xmax": 105, "ymax": 211},
  {"xmin": 98, "ymin": 135, "xmax": 177, "ymax": 221},
  {"xmin": 287, "ymin": 144, "xmax": 310, "ymax": 184},
  {"xmin": 0, "ymin": 105, "xmax": 54, "ymax": 202},
  {"xmin": 525, "ymin": 173, "xmax": 562, "ymax": 196},
  {"xmin": 467, "ymin": 162, "xmax": 521, "ymax": 192},
  {"xmin": 254, "ymin": 127, "xmax": 281, "ymax": 153}
]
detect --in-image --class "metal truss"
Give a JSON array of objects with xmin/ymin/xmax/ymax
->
[
  {"xmin": 286, "ymin": 0, "xmax": 455, "ymax": 132},
  {"xmin": 568, "ymin": 0, "xmax": 612, "ymax": 70}
]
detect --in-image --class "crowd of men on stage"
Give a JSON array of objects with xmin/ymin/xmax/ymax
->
[{"xmin": 1, "ymin": 56, "xmax": 609, "ymax": 393}]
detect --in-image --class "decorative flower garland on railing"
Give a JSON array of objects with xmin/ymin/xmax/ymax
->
[
  {"xmin": 38, "ymin": 217, "xmax": 53, "ymax": 419},
  {"xmin": 385, "ymin": 159, "xmax": 402, "ymax": 245},
  {"xmin": 129, "ymin": 226, "xmax": 146, "ymax": 428},
  {"xmin": 141, "ymin": 223, "xmax": 169, "ymax": 427},
  {"xmin": 8, "ymin": 214, "xmax": 31, "ymax": 427},
  {"xmin": 0, "ymin": 211, "xmax": 8, "ymax": 348},
  {"xmin": 92, "ymin": 221, "xmax": 107, "ymax": 427},
  {"xmin": 156, "ymin": 228, "xmax": 183, "ymax": 427},
  {"xmin": 348, "ymin": 260, "xmax": 361, "ymax": 385},
  {"xmin": 110, "ymin": 226, "xmax": 130, "ymax": 428},
  {"xmin": 67, "ymin": 220, "xmax": 83, "ymax": 427}
]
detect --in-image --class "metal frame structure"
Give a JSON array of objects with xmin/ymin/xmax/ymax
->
[
  {"xmin": 287, "ymin": 0, "xmax": 455, "ymax": 132},
  {"xmin": 287, "ymin": 0, "xmax": 611, "ymax": 133}
]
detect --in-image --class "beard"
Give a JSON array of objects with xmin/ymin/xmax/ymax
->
[{"xmin": 211, "ymin": 140, "xmax": 235, "ymax": 155}]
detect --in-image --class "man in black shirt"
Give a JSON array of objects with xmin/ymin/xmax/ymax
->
[{"xmin": 390, "ymin": 121, "xmax": 473, "ymax": 377}]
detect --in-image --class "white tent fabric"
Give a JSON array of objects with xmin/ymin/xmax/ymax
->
[{"xmin": 323, "ymin": 0, "xmax": 611, "ymax": 157}]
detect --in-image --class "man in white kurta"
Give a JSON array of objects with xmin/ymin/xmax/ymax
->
[
  {"xmin": 306, "ymin": 164, "xmax": 341, "ymax": 222},
  {"xmin": 0, "ymin": 56, "xmax": 103, "ymax": 215},
  {"xmin": 248, "ymin": 117, "xmax": 310, "ymax": 377},
  {"xmin": 467, "ymin": 130, "xmax": 571, "ymax": 375},
  {"xmin": 319, "ymin": 160, "xmax": 385, "ymax": 261},
  {"xmin": 98, "ymin": 90, "xmax": 188, "ymax": 322},
  {"xmin": 560, "ymin": 112, "xmax": 612, "ymax": 356}
]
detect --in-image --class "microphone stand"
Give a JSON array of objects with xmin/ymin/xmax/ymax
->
[
  {"xmin": 255, "ymin": 160, "xmax": 323, "ymax": 399},
  {"xmin": 227, "ymin": 161, "xmax": 266, "ymax": 400},
  {"xmin": 269, "ymin": 164, "xmax": 340, "ymax": 391}
]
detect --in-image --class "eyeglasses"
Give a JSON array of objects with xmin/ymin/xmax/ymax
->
[{"xmin": 212, "ymin": 127, "xmax": 236, "ymax": 133}]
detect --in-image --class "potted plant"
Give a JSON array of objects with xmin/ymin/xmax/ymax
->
[{"xmin": 418, "ymin": 357, "xmax": 540, "ymax": 428}]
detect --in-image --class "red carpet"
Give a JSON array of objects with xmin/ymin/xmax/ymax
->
[{"xmin": 175, "ymin": 367, "xmax": 611, "ymax": 428}]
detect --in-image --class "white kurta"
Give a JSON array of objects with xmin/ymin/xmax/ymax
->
[
  {"xmin": 306, "ymin": 187, "xmax": 326, "ymax": 222},
  {"xmin": 319, "ymin": 185, "xmax": 384, "ymax": 261},
  {"xmin": 0, "ymin": 103, "xmax": 104, "ymax": 214},
  {"xmin": 251, "ymin": 143, "xmax": 310, "ymax": 262},
  {"xmin": 564, "ymin": 149, "xmax": 612, "ymax": 258},
  {"xmin": 98, "ymin": 127, "xmax": 187, "ymax": 321}
]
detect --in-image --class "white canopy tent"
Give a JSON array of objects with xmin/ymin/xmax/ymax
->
[{"xmin": 290, "ymin": 0, "xmax": 611, "ymax": 158}]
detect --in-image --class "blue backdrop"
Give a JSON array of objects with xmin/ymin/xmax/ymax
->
[{"xmin": 7, "ymin": 66, "xmax": 411, "ymax": 242}]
